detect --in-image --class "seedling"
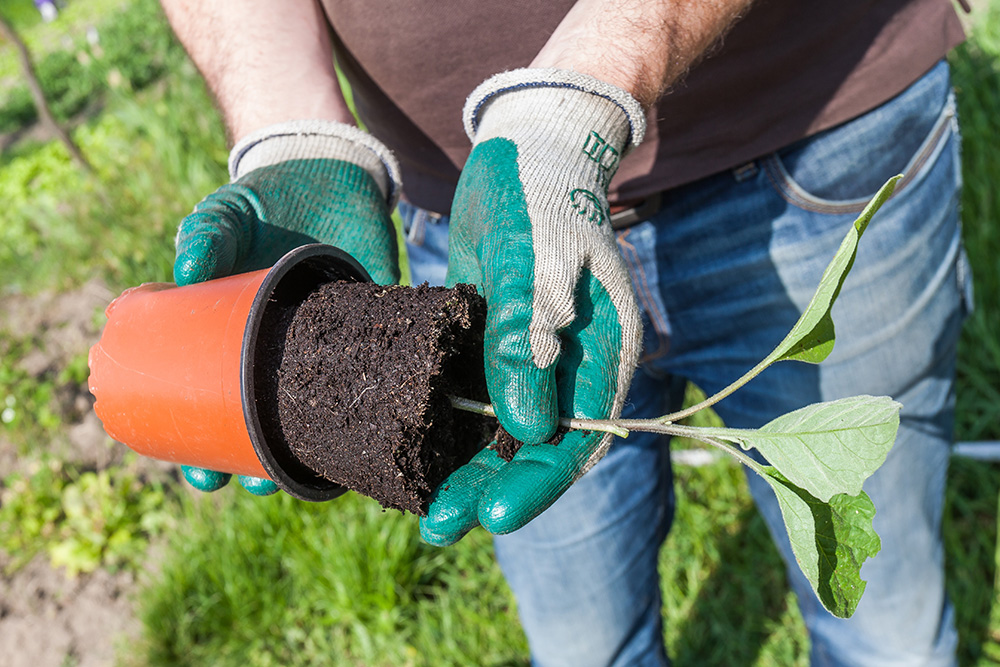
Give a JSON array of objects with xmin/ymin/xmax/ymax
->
[{"xmin": 452, "ymin": 175, "xmax": 904, "ymax": 619}]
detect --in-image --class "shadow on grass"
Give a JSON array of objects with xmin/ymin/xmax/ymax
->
[{"xmin": 944, "ymin": 456, "xmax": 1000, "ymax": 665}]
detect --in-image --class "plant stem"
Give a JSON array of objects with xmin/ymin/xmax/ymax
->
[
  {"xmin": 447, "ymin": 396, "xmax": 631, "ymax": 438},
  {"xmin": 447, "ymin": 395, "xmax": 768, "ymax": 477},
  {"xmin": 657, "ymin": 364, "xmax": 766, "ymax": 424}
]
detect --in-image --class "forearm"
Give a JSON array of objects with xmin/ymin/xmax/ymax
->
[
  {"xmin": 159, "ymin": 0, "xmax": 353, "ymax": 141},
  {"xmin": 532, "ymin": 0, "xmax": 754, "ymax": 109}
]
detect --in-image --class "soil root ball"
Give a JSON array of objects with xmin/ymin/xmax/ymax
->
[{"xmin": 255, "ymin": 281, "xmax": 492, "ymax": 514}]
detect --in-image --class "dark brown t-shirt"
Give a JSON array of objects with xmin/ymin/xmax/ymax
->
[{"xmin": 322, "ymin": 0, "xmax": 965, "ymax": 214}]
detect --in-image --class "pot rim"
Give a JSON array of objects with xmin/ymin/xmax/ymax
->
[{"xmin": 240, "ymin": 243, "xmax": 373, "ymax": 502}]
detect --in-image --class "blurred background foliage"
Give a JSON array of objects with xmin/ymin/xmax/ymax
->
[{"xmin": 0, "ymin": 0, "xmax": 997, "ymax": 665}]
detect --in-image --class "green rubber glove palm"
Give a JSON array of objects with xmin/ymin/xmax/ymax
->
[
  {"xmin": 175, "ymin": 120, "xmax": 402, "ymax": 495},
  {"xmin": 420, "ymin": 70, "xmax": 645, "ymax": 544}
]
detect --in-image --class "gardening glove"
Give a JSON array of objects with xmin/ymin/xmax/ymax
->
[
  {"xmin": 174, "ymin": 120, "xmax": 402, "ymax": 495},
  {"xmin": 420, "ymin": 69, "xmax": 645, "ymax": 545}
]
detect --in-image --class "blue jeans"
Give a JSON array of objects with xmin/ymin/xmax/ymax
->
[{"xmin": 399, "ymin": 59, "xmax": 970, "ymax": 667}]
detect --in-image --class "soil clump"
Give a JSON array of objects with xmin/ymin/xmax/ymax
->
[
  {"xmin": 256, "ymin": 281, "xmax": 493, "ymax": 514},
  {"xmin": 493, "ymin": 426, "xmax": 568, "ymax": 462}
]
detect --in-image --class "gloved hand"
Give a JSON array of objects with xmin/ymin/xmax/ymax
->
[
  {"xmin": 174, "ymin": 120, "xmax": 402, "ymax": 495},
  {"xmin": 420, "ymin": 69, "xmax": 645, "ymax": 544}
]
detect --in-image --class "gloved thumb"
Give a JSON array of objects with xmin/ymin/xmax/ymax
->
[{"xmin": 174, "ymin": 186, "xmax": 255, "ymax": 286}]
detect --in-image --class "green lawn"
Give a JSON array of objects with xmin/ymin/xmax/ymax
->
[{"xmin": 0, "ymin": 1, "xmax": 998, "ymax": 665}]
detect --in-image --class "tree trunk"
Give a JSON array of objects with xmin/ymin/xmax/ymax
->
[{"xmin": 0, "ymin": 15, "xmax": 92, "ymax": 171}]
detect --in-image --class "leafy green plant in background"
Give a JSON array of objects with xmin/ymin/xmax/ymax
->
[
  {"xmin": 0, "ymin": 0, "xmax": 43, "ymax": 29},
  {"xmin": 0, "ymin": 333, "xmax": 62, "ymax": 443},
  {"xmin": 0, "ymin": 457, "xmax": 172, "ymax": 576},
  {"xmin": 97, "ymin": 0, "xmax": 181, "ymax": 90},
  {"xmin": 33, "ymin": 48, "xmax": 103, "ymax": 121},
  {"xmin": 0, "ymin": 336, "xmax": 94, "ymax": 457},
  {"xmin": 0, "ymin": 86, "xmax": 36, "ymax": 134},
  {"xmin": 0, "ymin": 56, "xmax": 226, "ymax": 295},
  {"xmin": 0, "ymin": 0, "xmax": 185, "ymax": 133}
]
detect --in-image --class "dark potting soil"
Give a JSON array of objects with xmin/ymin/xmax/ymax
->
[
  {"xmin": 492, "ymin": 426, "xmax": 568, "ymax": 463},
  {"xmin": 255, "ymin": 281, "xmax": 493, "ymax": 514},
  {"xmin": 493, "ymin": 427, "xmax": 522, "ymax": 463}
]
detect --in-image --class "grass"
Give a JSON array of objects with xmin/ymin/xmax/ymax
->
[
  {"xmin": 662, "ymin": 455, "xmax": 809, "ymax": 665},
  {"xmin": 944, "ymin": 456, "xmax": 1000, "ymax": 664},
  {"xmin": 135, "ymin": 492, "xmax": 528, "ymax": 667},
  {"xmin": 951, "ymin": 4, "xmax": 1000, "ymax": 442},
  {"xmin": 945, "ymin": 14, "xmax": 1000, "ymax": 660},
  {"xmin": 0, "ymin": 0, "xmax": 997, "ymax": 665}
]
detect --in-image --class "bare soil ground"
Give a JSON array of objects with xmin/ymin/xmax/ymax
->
[
  {"xmin": 0, "ymin": 279, "xmax": 159, "ymax": 666},
  {"xmin": 0, "ymin": 556, "xmax": 138, "ymax": 667}
]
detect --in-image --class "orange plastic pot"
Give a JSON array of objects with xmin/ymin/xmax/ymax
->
[{"xmin": 88, "ymin": 244, "xmax": 371, "ymax": 501}]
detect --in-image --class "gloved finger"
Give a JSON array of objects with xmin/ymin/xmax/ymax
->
[
  {"xmin": 527, "ymin": 245, "xmax": 580, "ymax": 371},
  {"xmin": 238, "ymin": 475, "xmax": 279, "ymax": 496},
  {"xmin": 173, "ymin": 185, "xmax": 258, "ymax": 286},
  {"xmin": 450, "ymin": 138, "xmax": 559, "ymax": 444},
  {"xmin": 174, "ymin": 212, "xmax": 241, "ymax": 286},
  {"xmin": 477, "ymin": 429, "xmax": 605, "ymax": 535},
  {"xmin": 485, "ymin": 309, "xmax": 559, "ymax": 445},
  {"xmin": 481, "ymin": 246, "xmax": 559, "ymax": 444},
  {"xmin": 476, "ymin": 273, "xmax": 626, "ymax": 535},
  {"xmin": 555, "ymin": 269, "xmax": 626, "ymax": 418},
  {"xmin": 444, "ymin": 227, "xmax": 484, "ymax": 289},
  {"xmin": 420, "ymin": 446, "xmax": 506, "ymax": 547},
  {"xmin": 181, "ymin": 465, "xmax": 232, "ymax": 492}
]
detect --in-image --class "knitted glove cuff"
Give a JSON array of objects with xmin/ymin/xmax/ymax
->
[
  {"xmin": 229, "ymin": 120, "xmax": 403, "ymax": 209},
  {"xmin": 462, "ymin": 68, "xmax": 647, "ymax": 152}
]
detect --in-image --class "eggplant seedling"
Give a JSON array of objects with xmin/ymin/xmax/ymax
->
[{"xmin": 452, "ymin": 175, "xmax": 904, "ymax": 619}]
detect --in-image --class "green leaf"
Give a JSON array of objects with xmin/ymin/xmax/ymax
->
[
  {"xmin": 766, "ymin": 175, "xmax": 901, "ymax": 365},
  {"xmin": 698, "ymin": 396, "xmax": 901, "ymax": 501},
  {"xmin": 762, "ymin": 468, "xmax": 881, "ymax": 618}
]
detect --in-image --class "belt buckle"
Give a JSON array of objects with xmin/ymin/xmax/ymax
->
[{"xmin": 610, "ymin": 192, "xmax": 663, "ymax": 230}]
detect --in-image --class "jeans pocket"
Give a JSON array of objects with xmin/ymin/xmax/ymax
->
[
  {"xmin": 616, "ymin": 222, "xmax": 672, "ymax": 367},
  {"xmin": 764, "ymin": 61, "xmax": 957, "ymax": 215}
]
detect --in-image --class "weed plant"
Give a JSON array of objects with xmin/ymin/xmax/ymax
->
[{"xmin": 0, "ymin": 456, "xmax": 171, "ymax": 576}]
